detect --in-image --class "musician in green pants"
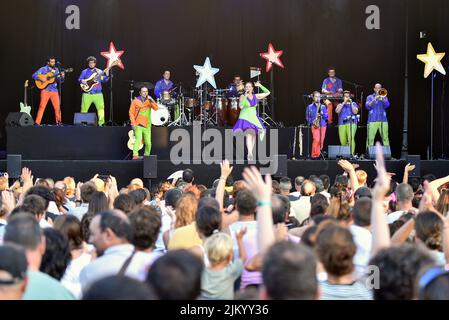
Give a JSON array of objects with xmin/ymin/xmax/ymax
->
[
  {"xmin": 366, "ymin": 83, "xmax": 390, "ymax": 149},
  {"xmin": 336, "ymin": 91, "xmax": 359, "ymax": 154},
  {"xmin": 78, "ymin": 56, "xmax": 110, "ymax": 126}
]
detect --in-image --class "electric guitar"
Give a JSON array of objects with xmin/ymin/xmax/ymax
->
[
  {"xmin": 127, "ymin": 129, "xmax": 144, "ymax": 151},
  {"xmin": 35, "ymin": 67, "xmax": 74, "ymax": 90},
  {"xmin": 19, "ymin": 80, "xmax": 32, "ymax": 116},
  {"xmin": 80, "ymin": 60, "xmax": 119, "ymax": 93}
]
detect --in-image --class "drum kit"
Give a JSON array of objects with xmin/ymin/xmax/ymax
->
[{"xmin": 128, "ymin": 80, "xmax": 245, "ymax": 127}]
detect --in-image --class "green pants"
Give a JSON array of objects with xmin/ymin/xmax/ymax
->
[
  {"xmin": 367, "ymin": 121, "xmax": 389, "ymax": 147},
  {"xmin": 133, "ymin": 125, "xmax": 152, "ymax": 157},
  {"xmin": 339, "ymin": 124, "xmax": 357, "ymax": 154},
  {"xmin": 81, "ymin": 93, "xmax": 105, "ymax": 126}
]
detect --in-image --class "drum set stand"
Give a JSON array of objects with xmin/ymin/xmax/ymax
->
[{"xmin": 128, "ymin": 81, "xmax": 279, "ymax": 128}]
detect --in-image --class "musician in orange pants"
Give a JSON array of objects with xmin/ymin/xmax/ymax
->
[
  {"xmin": 32, "ymin": 57, "xmax": 65, "ymax": 125},
  {"xmin": 321, "ymin": 67, "xmax": 343, "ymax": 125},
  {"xmin": 306, "ymin": 92, "xmax": 328, "ymax": 159}
]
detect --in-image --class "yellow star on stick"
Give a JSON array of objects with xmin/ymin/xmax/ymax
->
[{"xmin": 417, "ymin": 42, "xmax": 446, "ymax": 78}]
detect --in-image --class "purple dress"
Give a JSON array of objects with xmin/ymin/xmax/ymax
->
[{"xmin": 232, "ymin": 94, "xmax": 266, "ymax": 135}]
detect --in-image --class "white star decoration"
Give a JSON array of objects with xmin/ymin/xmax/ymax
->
[
  {"xmin": 417, "ymin": 42, "xmax": 446, "ymax": 78},
  {"xmin": 101, "ymin": 42, "xmax": 125, "ymax": 69},
  {"xmin": 260, "ymin": 43, "xmax": 284, "ymax": 73},
  {"xmin": 193, "ymin": 57, "xmax": 220, "ymax": 89}
]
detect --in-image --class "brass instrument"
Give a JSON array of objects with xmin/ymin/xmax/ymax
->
[
  {"xmin": 313, "ymin": 107, "xmax": 322, "ymax": 128},
  {"xmin": 378, "ymin": 88, "xmax": 388, "ymax": 97}
]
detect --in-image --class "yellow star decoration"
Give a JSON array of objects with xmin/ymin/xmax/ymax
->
[{"xmin": 417, "ymin": 43, "xmax": 446, "ymax": 78}]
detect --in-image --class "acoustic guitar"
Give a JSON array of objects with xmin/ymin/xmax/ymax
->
[
  {"xmin": 80, "ymin": 60, "xmax": 119, "ymax": 93},
  {"xmin": 19, "ymin": 80, "xmax": 32, "ymax": 116},
  {"xmin": 35, "ymin": 68, "xmax": 74, "ymax": 90},
  {"xmin": 127, "ymin": 129, "xmax": 144, "ymax": 151}
]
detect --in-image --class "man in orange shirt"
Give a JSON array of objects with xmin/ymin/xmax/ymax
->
[{"xmin": 129, "ymin": 87, "xmax": 158, "ymax": 160}]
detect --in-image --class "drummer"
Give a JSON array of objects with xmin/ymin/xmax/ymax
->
[
  {"xmin": 154, "ymin": 70, "xmax": 176, "ymax": 102},
  {"xmin": 226, "ymin": 75, "xmax": 245, "ymax": 98}
]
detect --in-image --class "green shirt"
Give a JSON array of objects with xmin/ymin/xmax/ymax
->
[{"xmin": 23, "ymin": 271, "xmax": 75, "ymax": 300}]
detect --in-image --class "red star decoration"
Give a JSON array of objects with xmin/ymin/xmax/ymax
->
[
  {"xmin": 260, "ymin": 43, "xmax": 284, "ymax": 72},
  {"xmin": 101, "ymin": 42, "xmax": 125, "ymax": 69}
]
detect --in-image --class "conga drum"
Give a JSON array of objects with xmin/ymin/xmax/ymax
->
[
  {"xmin": 214, "ymin": 97, "xmax": 228, "ymax": 127},
  {"xmin": 227, "ymin": 97, "xmax": 240, "ymax": 127}
]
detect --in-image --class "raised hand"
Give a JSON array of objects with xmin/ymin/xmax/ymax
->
[
  {"xmin": 242, "ymin": 166, "xmax": 272, "ymax": 201},
  {"xmin": 220, "ymin": 159, "xmax": 233, "ymax": 179},
  {"xmin": 236, "ymin": 227, "xmax": 247, "ymax": 240},
  {"xmin": 372, "ymin": 143, "xmax": 391, "ymax": 199},
  {"xmin": 405, "ymin": 163, "xmax": 416, "ymax": 173}
]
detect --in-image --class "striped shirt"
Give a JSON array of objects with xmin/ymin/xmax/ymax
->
[{"xmin": 319, "ymin": 280, "xmax": 373, "ymax": 300}]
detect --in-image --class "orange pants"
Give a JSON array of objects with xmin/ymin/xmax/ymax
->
[
  {"xmin": 311, "ymin": 126, "xmax": 326, "ymax": 158},
  {"xmin": 36, "ymin": 90, "xmax": 61, "ymax": 125},
  {"xmin": 324, "ymin": 100, "xmax": 334, "ymax": 124}
]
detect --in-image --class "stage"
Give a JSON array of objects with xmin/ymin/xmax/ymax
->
[{"xmin": 5, "ymin": 126, "xmax": 449, "ymax": 188}]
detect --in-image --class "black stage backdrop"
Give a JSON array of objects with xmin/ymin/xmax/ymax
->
[{"xmin": 0, "ymin": 0, "xmax": 448, "ymax": 158}]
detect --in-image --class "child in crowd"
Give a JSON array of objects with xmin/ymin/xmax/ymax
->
[{"xmin": 200, "ymin": 228, "xmax": 246, "ymax": 300}]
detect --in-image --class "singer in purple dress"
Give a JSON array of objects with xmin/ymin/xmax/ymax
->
[{"xmin": 233, "ymin": 81, "xmax": 270, "ymax": 160}]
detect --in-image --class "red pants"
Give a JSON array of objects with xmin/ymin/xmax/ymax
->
[
  {"xmin": 324, "ymin": 100, "xmax": 334, "ymax": 124},
  {"xmin": 311, "ymin": 126, "xmax": 326, "ymax": 158},
  {"xmin": 36, "ymin": 90, "xmax": 61, "ymax": 125}
]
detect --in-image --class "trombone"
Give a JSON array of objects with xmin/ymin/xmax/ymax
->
[{"xmin": 377, "ymin": 88, "xmax": 388, "ymax": 100}]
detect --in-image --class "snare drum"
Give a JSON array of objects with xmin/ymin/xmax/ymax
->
[
  {"xmin": 227, "ymin": 97, "xmax": 241, "ymax": 126},
  {"xmin": 151, "ymin": 104, "xmax": 170, "ymax": 126},
  {"xmin": 162, "ymin": 91, "xmax": 171, "ymax": 102}
]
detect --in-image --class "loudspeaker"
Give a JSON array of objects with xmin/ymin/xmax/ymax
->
[
  {"xmin": 7, "ymin": 154, "xmax": 22, "ymax": 178},
  {"xmin": 143, "ymin": 155, "xmax": 157, "ymax": 179},
  {"xmin": 368, "ymin": 146, "xmax": 391, "ymax": 160},
  {"xmin": 5, "ymin": 112, "xmax": 34, "ymax": 127},
  {"xmin": 74, "ymin": 113, "xmax": 97, "ymax": 126},
  {"xmin": 273, "ymin": 154, "xmax": 288, "ymax": 177},
  {"xmin": 406, "ymin": 155, "xmax": 421, "ymax": 177},
  {"xmin": 328, "ymin": 146, "xmax": 351, "ymax": 160}
]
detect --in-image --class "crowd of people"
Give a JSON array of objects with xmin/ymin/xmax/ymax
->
[{"xmin": 0, "ymin": 144, "xmax": 449, "ymax": 300}]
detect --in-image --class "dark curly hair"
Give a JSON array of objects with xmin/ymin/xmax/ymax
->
[
  {"xmin": 128, "ymin": 207, "xmax": 161, "ymax": 250},
  {"xmin": 315, "ymin": 224, "xmax": 356, "ymax": 276},
  {"xmin": 53, "ymin": 215, "xmax": 84, "ymax": 251},
  {"xmin": 40, "ymin": 228, "xmax": 71, "ymax": 280},
  {"xmin": 81, "ymin": 212, "xmax": 94, "ymax": 243},
  {"xmin": 369, "ymin": 244, "xmax": 435, "ymax": 300}
]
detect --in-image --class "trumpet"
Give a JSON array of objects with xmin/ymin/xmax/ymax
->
[{"xmin": 377, "ymin": 88, "xmax": 388, "ymax": 99}]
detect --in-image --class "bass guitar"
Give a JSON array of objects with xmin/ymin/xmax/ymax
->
[
  {"xmin": 80, "ymin": 60, "xmax": 118, "ymax": 93},
  {"xmin": 35, "ymin": 67, "xmax": 74, "ymax": 90}
]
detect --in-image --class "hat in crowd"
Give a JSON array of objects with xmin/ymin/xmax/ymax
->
[
  {"xmin": 129, "ymin": 178, "xmax": 144, "ymax": 189},
  {"xmin": 0, "ymin": 244, "xmax": 28, "ymax": 285}
]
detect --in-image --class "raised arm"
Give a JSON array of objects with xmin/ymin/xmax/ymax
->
[
  {"xmin": 242, "ymin": 166, "xmax": 274, "ymax": 256},
  {"xmin": 429, "ymin": 175, "xmax": 449, "ymax": 204},
  {"xmin": 338, "ymin": 160, "xmax": 360, "ymax": 192},
  {"xmin": 402, "ymin": 163, "xmax": 416, "ymax": 184},
  {"xmin": 255, "ymin": 82, "xmax": 270, "ymax": 100},
  {"xmin": 216, "ymin": 160, "xmax": 236, "ymax": 229},
  {"xmin": 370, "ymin": 143, "xmax": 392, "ymax": 257}
]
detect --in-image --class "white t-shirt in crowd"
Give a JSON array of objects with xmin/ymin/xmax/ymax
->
[
  {"xmin": 387, "ymin": 208, "xmax": 418, "ymax": 224},
  {"xmin": 61, "ymin": 252, "xmax": 92, "ymax": 299},
  {"xmin": 155, "ymin": 205, "xmax": 172, "ymax": 252},
  {"xmin": 290, "ymin": 196, "xmax": 311, "ymax": 224},
  {"xmin": 349, "ymin": 224, "xmax": 372, "ymax": 279}
]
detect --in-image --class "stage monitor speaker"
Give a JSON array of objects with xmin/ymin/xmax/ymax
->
[
  {"xmin": 7, "ymin": 154, "xmax": 22, "ymax": 179},
  {"xmin": 368, "ymin": 146, "xmax": 391, "ymax": 160},
  {"xmin": 143, "ymin": 155, "xmax": 157, "ymax": 179},
  {"xmin": 328, "ymin": 146, "xmax": 351, "ymax": 160},
  {"xmin": 74, "ymin": 113, "xmax": 97, "ymax": 126},
  {"xmin": 406, "ymin": 155, "xmax": 421, "ymax": 178},
  {"xmin": 272, "ymin": 154, "xmax": 288, "ymax": 177},
  {"xmin": 5, "ymin": 112, "xmax": 34, "ymax": 127}
]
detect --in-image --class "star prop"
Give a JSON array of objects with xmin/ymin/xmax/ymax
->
[
  {"xmin": 417, "ymin": 42, "xmax": 446, "ymax": 78},
  {"xmin": 260, "ymin": 43, "xmax": 284, "ymax": 73},
  {"xmin": 101, "ymin": 42, "xmax": 125, "ymax": 69},
  {"xmin": 193, "ymin": 57, "xmax": 220, "ymax": 89}
]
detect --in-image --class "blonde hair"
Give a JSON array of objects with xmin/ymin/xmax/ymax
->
[
  {"xmin": 355, "ymin": 170, "xmax": 368, "ymax": 186},
  {"xmin": 64, "ymin": 177, "xmax": 76, "ymax": 197},
  {"xmin": 174, "ymin": 193, "xmax": 198, "ymax": 228},
  {"xmin": 0, "ymin": 177, "xmax": 8, "ymax": 192},
  {"xmin": 204, "ymin": 232, "xmax": 233, "ymax": 265}
]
